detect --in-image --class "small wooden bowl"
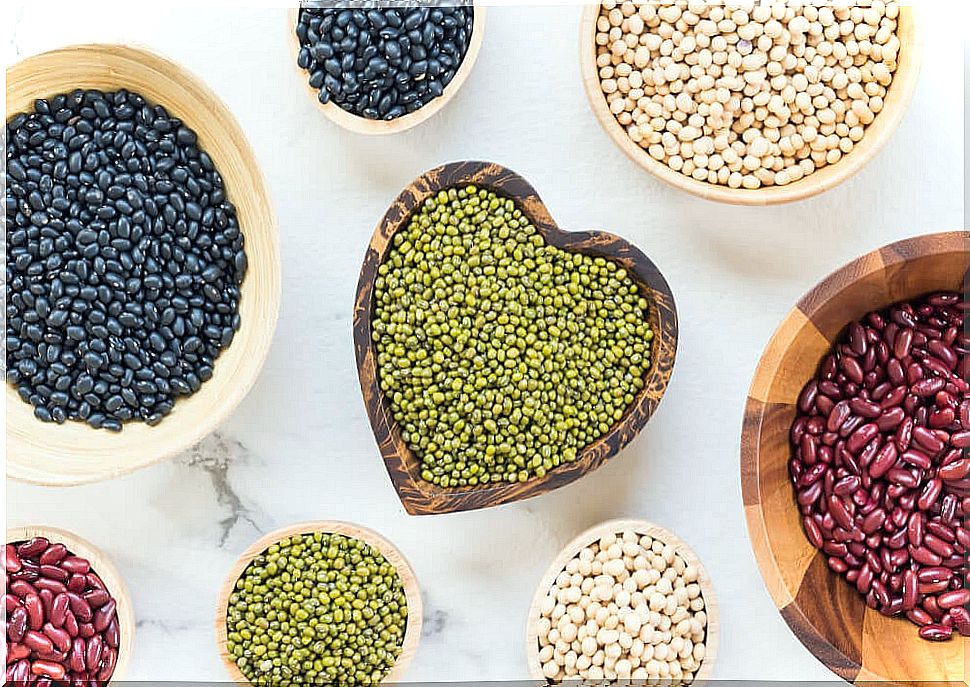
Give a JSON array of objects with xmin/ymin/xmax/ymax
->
[
  {"xmin": 579, "ymin": 5, "xmax": 922, "ymax": 205},
  {"xmin": 6, "ymin": 524, "xmax": 135, "ymax": 683},
  {"xmin": 353, "ymin": 161, "xmax": 678, "ymax": 515},
  {"xmin": 215, "ymin": 521, "xmax": 422, "ymax": 685},
  {"xmin": 5, "ymin": 44, "xmax": 281, "ymax": 486},
  {"xmin": 288, "ymin": 6, "xmax": 486, "ymax": 135},
  {"xmin": 526, "ymin": 518, "xmax": 719, "ymax": 683},
  {"xmin": 742, "ymin": 231, "xmax": 970, "ymax": 685}
]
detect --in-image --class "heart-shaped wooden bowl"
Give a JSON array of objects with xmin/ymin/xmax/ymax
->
[
  {"xmin": 288, "ymin": 5, "xmax": 486, "ymax": 135},
  {"xmin": 579, "ymin": 4, "xmax": 922, "ymax": 205},
  {"xmin": 6, "ymin": 524, "xmax": 136, "ymax": 684},
  {"xmin": 354, "ymin": 161, "xmax": 678, "ymax": 515},
  {"xmin": 741, "ymin": 231, "xmax": 969, "ymax": 685},
  {"xmin": 525, "ymin": 518, "xmax": 719, "ymax": 683},
  {"xmin": 6, "ymin": 45, "xmax": 281, "ymax": 485},
  {"xmin": 216, "ymin": 521, "xmax": 422, "ymax": 685}
]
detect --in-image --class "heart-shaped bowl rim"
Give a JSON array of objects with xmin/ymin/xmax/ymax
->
[{"xmin": 354, "ymin": 160, "xmax": 678, "ymax": 515}]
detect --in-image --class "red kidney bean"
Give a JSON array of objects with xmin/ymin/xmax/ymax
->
[
  {"xmin": 918, "ymin": 479, "xmax": 944, "ymax": 510},
  {"xmin": 81, "ymin": 589, "xmax": 110, "ymax": 610},
  {"xmin": 834, "ymin": 475, "xmax": 861, "ymax": 497},
  {"xmin": 104, "ymin": 619, "xmax": 119, "ymax": 650},
  {"xmin": 901, "ymin": 569, "xmax": 919, "ymax": 610},
  {"xmin": 24, "ymin": 593, "xmax": 44, "ymax": 631},
  {"xmin": 30, "ymin": 660, "xmax": 66, "ymax": 680},
  {"xmin": 84, "ymin": 635, "xmax": 103, "ymax": 672},
  {"xmin": 66, "ymin": 574, "xmax": 86, "ymax": 594},
  {"xmin": 900, "ymin": 449, "xmax": 932, "ymax": 470},
  {"xmin": 23, "ymin": 630, "xmax": 54, "ymax": 654},
  {"xmin": 919, "ymin": 624, "xmax": 953, "ymax": 641},
  {"xmin": 926, "ymin": 521, "xmax": 956, "ymax": 543},
  {"xmin": 940, "ymin": 458, "xmax": 970, "ymax": 481},
  {"xmin": 911, "ymin": 546, "xmax": 943, "ymax": 566},
  {"xmin": 894, "ymin": 327, "xmax": 914, "ymax": 358},
  {"xmin": 5, "ymin": 543, "xmax": 23, "ymax": 573},
  {"xmin": 17, "ymin": 538, "xmax": 50, "ymax": 558},
  {"xmin": 69, "ymin": 637, "xmax": 86, "ymax": 673},
  {"xmin": 912, "ymin": 426, "xmax": 945, "ymax": 454},
  {"xmin": 57, "ymin": 557, "xmax": 90, "ymax": 576},
  {"xmin": 98, "ymin": 647, "xmax": 117, "ymax": 681},
  {"xmin": 66, "ymin": 593, "xmax": 92, "ymax": 623},
  {"xmin": 951, "ymin": 430, "xmax": 970, "ymax": 448},
  {"xmin": 920, "ymin": 580, "xmax": 951, "ymax": 595},
  {"xmin": 886, "ymin": 468, "xmax": 919, "ymax": 489},
  {"xmin": 62, "ymin": 610, "xmax": 78, "ymax": 638},
  {"xmin": 39, "ymin": 564, "xmax": 69, "ymax": 582},
  {"xmin": 78, "ymin": 623, "xmax": 95, "ymax": 639},
  {"xmin": 847, "ymin": 423, "xmax": 879, "ymax": 453},
  {"xmin": 937, "ymin": 589, "xmax": 970, "ymax": 610},
  {"xmin": 38, "ymin": 544, "xmax": 67, "ymax": 566},
  {"xmin": 92, "ymin": 600, "xmax": 116, "ymax": 633},
  {"xmin": 868, "ymin": 443, "xmax": 898, "ymax": 480},
  {"xmin": 8, "ymin": 606, "xmax": 28, "ymax": 642},
  {"xmin": 49, "ymin": 593, "xmax": 70, "ymax": 629},
  {"xmin": 43, "ymin": 623, "xmax": 71, "ymax": 653},
  {"xmin": 798, "ymin": 381, "xmax": 819, "ymax": 413},
  {"xmin": 949, "ymin": 607, "xmax": 970, "ymax": 636}
]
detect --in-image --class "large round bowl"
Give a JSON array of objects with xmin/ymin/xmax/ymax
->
[
  {"xmin": 288, "ymin": 6, "xmax": 486, "ymax": 135},
  {"xmin": 6, "ymin": 45, "xmax": 281, "ymax": 485},
  {"xmin": 6, "ymin": 524, "xmax": 136, "ymax": 684},
  {"xmin": 216, "ymin": 521, "xmax": 422, "ymax": 685},
  {"xmin": 741, "ymin": 231, "xmax": 969, "ymax": 684},
  {"xmin": 354, "ymin": 161, "xmax": 678, "ymax": 515},
  {"xmin": 580, "ymin": 5, "xmax": 922, "ymax": 205}
]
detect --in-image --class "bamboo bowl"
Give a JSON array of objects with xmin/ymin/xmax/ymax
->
[
  {"xmin": 216, "ymin": 521, "xmax": 422, "ymax": 685},
  {"xmin": 741, "ymin": 231, "xmax": 970, "ymax": 685},
  {"xmin": 288, "ymin": 5, "xmax": 486, "ymax": 135},
  {"xmin": 6, "ymin": 525, "xmax": 136, "ymax": 683},
  {"xmin": 5, "ymin": 45, "xmax": 281, "ymax": 486},
  {"xmin": 354, "ymin": 161, "xmax": 678, "ymax": 515},
  {"xmin": 579, "ymin": 5, "xmax": 922, "ymax": 205},
  {"xmin": 526, "ymin": 518, "xmax": 719, "ymax": 683}
]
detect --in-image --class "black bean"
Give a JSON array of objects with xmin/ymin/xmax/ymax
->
[{"xmin": 6, "ymin": 88, "xmax": 246, "ymax": 431}]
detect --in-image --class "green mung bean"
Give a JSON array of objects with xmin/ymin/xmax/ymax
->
[
  {"xmin": 373, "ymin": 185, "xmax": 654, "ymax": 488},
  {"xmin": 225, "ymin": 532, "xmax": 407, "ymax": 685}
]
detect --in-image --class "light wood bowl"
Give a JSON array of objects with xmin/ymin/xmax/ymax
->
[
  {"xmin": 579, "ymin": 4, "xmax": 922, "ymax": 205},
  {"xmin": 288, "ymin": 6, "xmax": 486, "ymax": 135},
  {"xmin": 353, "ymin": 161, "xmax": 678, "ymax": 515},
  {"xmin": 5, "ymin": 44, "xmax": 281, "ymax": 486},
  {"xmin": 525, "ymin": 518, "xmax": 719, "ymax": 684},
  {"xmin": 6, "ymin": 525, "xmax": 135, "ymax": 683},
  {"xmin": 741, "ymin": 231, "xmax": 970, "ymax": 685},
  {"xmin": 215, "ymin": 521, "xmax": 422, "ymax": 685}
]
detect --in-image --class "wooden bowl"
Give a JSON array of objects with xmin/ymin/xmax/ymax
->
[
  {"xmin": 353, "ymin": 161, "xmax": 678, "ymax": 515},
  {"xmin": 741, "ymin": 231, "xmax": 970, "ymax": 685},
  {"xmin": 288, "ymin": 6, "xmax": 486, "ymax": 135},
  {"xmin": 215, "ymin": 521, "xmax": 422, "ymax": 685},
  {"xmin": 6, "ymin": 524, "xmax": 136, "ymax": 683},
  {"xmin": 579, "ymin": 5, "xmax": 922, "ymax": 205},
  {"xmin": 525, "ymin": 518, "xmax": 719, "ymax": 683},
  {"xmin": 5, "ymin": 44, "xmax": 281, "ymax": 486}
]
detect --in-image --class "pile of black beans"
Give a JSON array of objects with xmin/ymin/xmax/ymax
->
[
  {"xmin": 6, "ymin": 89, "xmax": 247, "ymax": 431},
  {"xmin": 296, "ymin": 3, "xmax": 474, "ymax": 121}
]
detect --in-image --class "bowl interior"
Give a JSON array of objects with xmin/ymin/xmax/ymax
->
[
  {"xmin": 579, "ymin": 5, "xmax": 921, "ymax": 205},
  {"xmin": 742, "ymin": 232, "xmax": 970, "ymax": 683},
  {"xmin": 6, "ymin": 45, "xmax": 280, "ymax": 485},
  {"xmin": 6, "ymin": 525, "xmax": 135, "ymax": 682},
  {"xmin": 215, "ymin": 521, "xmax": 422, "ymax": 686},
  {"xmin": 525, "ymin": 518, "xmax": 718, "ymax": 683},
  {"xmin": 354, "ymin": 161, "xmax": 678, "ymax": 514}
]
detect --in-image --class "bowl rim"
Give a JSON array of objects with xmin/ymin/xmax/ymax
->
[
  {"xmin": 524, "ymin": 518, "xmax": 719, "ymax": 683},
  {"xmin": 353, "ymin": 160, "xmax": 679, "ymax": 515},
  {"xmin": 741, "ymin": 230, "xmax": 970, "ymax": 683},
  {"xmin": 579, "ymin": 4, "xmax": 923, "ymax": 206},
  {"xmin": 214, "ymin": 520, "xmax": 422, "ymax": 685},
  {"xmin": 5, "ymin": 42, "xmax": 281, "ymax": 486},
  {"xmin": 287, "ymin": 4, "xmax": 486, "ymax": 135},
  {"xmin": 6, "ymin": 524, "xmax": 136, "ymax": 683}
]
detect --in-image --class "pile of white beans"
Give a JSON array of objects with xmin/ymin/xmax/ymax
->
[
  {"xmin": 594, "ymin": 0, "xmax": 900, "ymax": 189},
  {"xmin": 535, "ymin": 529, "xmax": 708, "ymax": 684}
]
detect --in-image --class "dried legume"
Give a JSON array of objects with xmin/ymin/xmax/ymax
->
[
  {"xmin": 594, "ymin": 0, "xmax": 901, "ymax": 189},
  {"xmin": 225, "ymin": 532, "xmax": 407, "ymax": 685},
  {"xmin": 535, "ymin": 529, "xmax": 708, "ymax": 684},
  {"xmin": 6, "ymin": 89, "xmax": 246, "ymax": 431},
  {"xmin": 4, "ymin": 537, "xmax": 121, "ymax": 685},
  {"xmin": 790, "ymin": 291, "xmax": 969, "ymax": 641},
  {"xmin": 372, "ymin": 185, "xmax": 654, "ymax": 488},
  {"xmin": 296, "ymin": 4, "xmax": 474, "ymax": 120}
]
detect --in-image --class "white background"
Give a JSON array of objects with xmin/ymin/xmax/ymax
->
[{"xmin": 5, "ymin": 2, "xmax": 966, "ymax": 682}]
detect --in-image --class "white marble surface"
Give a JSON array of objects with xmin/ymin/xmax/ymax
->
[{"xmin": 4, "ymin": 2, "xmax": 966, "ymax": 683}]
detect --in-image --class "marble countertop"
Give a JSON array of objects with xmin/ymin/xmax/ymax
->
[{"xmin": 5, "ymin": 2, "xmax": 966, "ymax": 683}]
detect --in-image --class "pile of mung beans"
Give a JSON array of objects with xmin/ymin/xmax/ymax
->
[
  {"xmin": 790, "ymin": 292, "xmax": 970, "ymax": 642},
  {"xmin": 6, "ymin": 88, "xmax": 246, "ymax": 431},
  {"xmin": 372, "ymin": 185, "xmax": 654, "ymax": 488},
  {"xmin": 594, "ymin": 0, "xmax": 901, "ymax": 189},
  {"xmin": 225, "ymin": 532, "xmax": 408, "ymax": 685}
]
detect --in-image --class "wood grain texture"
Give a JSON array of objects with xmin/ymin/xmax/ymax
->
[
  {"xmin": 741, "ymin": 231, "xmax": 970, "ymax": 685},
  {"xmin": 5, "ymin": 45, "xmax": 281, "ymax": 485},
  {"xmin": 524, "ymin": 519, "xmax": 718, "ymax": 684},
  {"xmin": 579, "ymin": 4, "xmax": 922, "ymax": 206},
  {"xmin": 6, "ymin": 525, "xmax": 135, "ymax": 684},
  {"xmin": 353, "ymin": 161, "xmax": 678, "ymax": 515},
  {"xmin": 288, "ymin": 5, "xmax": 485, "ymax": 135},
  {"xmin": 215, "ymin": 521, "xmax": 422, "ymax": 686}
]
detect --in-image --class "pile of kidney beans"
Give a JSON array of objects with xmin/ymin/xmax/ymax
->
[
  {"xmin": 790, "ymin": 291, "xmax": 969, "ymax": 642},
  {"xmin": 4, "ymin": 538, "xmax": 120, "ymax": 685}
]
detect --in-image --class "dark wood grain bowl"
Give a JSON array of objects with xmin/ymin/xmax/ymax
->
[
  {"xmin": 741, "ymin": 231, "xmax": 970, "ymax": 685},
  {"xmin": 354, "ymin": 161, "xmax": 678, "ymax": 515}
]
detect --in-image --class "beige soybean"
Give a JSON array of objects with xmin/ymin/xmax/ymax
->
[
  {"xmin": 535, "ymin": 530, "xmax": 707, "ymax": 684},
  {"xmin": 594, "ymin": 0, "xmax": 900, "ymax": 189}
]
